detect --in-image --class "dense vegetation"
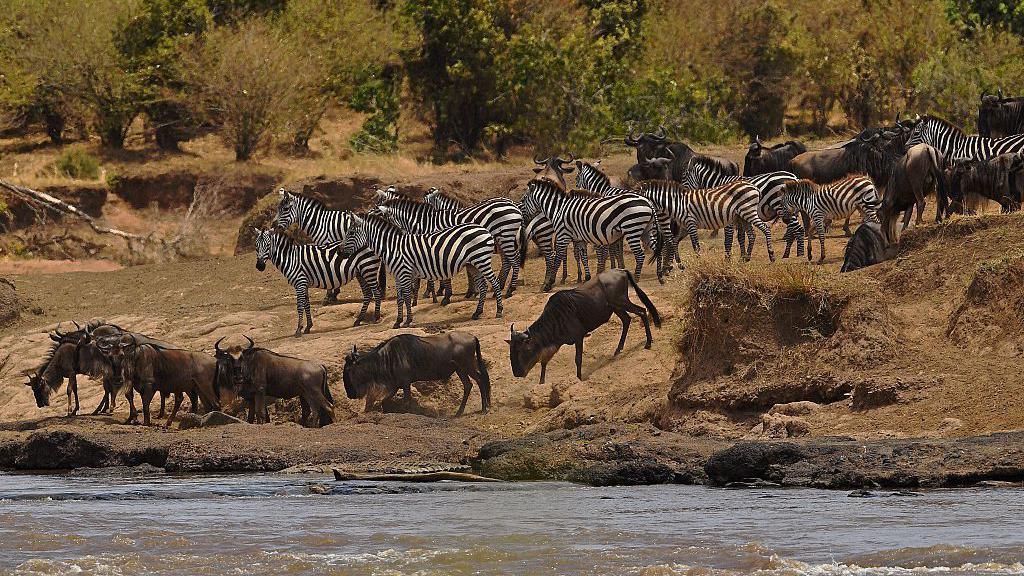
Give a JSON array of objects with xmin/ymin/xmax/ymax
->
[{"xmin": 1, "ymin": 0, "xmax": 1023, "ymax": 161}]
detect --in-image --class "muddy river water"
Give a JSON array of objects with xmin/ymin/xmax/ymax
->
[{"xmin": 0, "ymin": 472, "xmax": 1021, "ymax": 575}]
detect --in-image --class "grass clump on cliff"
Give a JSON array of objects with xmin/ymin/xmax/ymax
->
[{"xmin": 52, "ymin": 148, "xmax": 101, "ymax": 180}]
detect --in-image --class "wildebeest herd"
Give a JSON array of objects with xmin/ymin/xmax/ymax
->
[{"xmin": 24, "ymin": 95, "xmax": 1024, "ymax": 426}]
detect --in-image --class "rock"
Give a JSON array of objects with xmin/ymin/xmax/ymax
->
[
  {"xmin": 768, "ymin": 401, "xmax": 821, "ymax": 416},
  {"xmin": 177, "ymin": 413, "xmax": 203, "ymax": 430},
  {"xmin": 889, "ymin": 490, "xmax": 923, "ymax": 497},
  {"xmin": 939, "ymin": 418, "xmax": 963, "ymax": 432},
  {"xmin": 848, "ymin": 489, "xmax": 876, "ymax": 497},
  {"xmin": 757, "ymin": 413, "xmax": 811, "ymax": 438},
  {"xmin": 851, "ymin": 378, "xmax": 910, "ymax": 410},
  {"xmin": 569, "ymin": 461, "xmax": 676, "ymax": 486},
  {"xmin": 523, "ymin": 380, "xmax": 573, "ymax": 410},
  {"xmin": 704, "ymin": 442, "xmax": 807, "ymax": 486},
  {"xmin": 14, "ymin": 429, "xmax": 112, "ymax": 469},
  {"xmin": 308, "ymin": 483, "xmax": 331, "ymax": 495}
]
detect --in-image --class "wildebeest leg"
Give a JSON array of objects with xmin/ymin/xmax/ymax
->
[
  {"xmin": 68, "ymin": 375, "xmax": 79, "ymax": 416},
  {"xmin": 165, "ymin": 392, "xmax": 184, "ymax": 428},
  {"xmin": 613, "ymin": 310, "xmax": 631, "ymax": 355},
  {"xmin": 92, "ymin": 386, "xmax": 108, "ymax": 415},
  {"xmin": 404, "ymin": 383, "xmax": 413, "ymax": 410},
  {"xmin": 187, "ymin": 390, "xmax": 199, "ymax": 413},
  {"xmin": 300, "ymin": 397, "xmax": 310, "ymax": 427},
  {"xmin": 901, "ymin": 206, "xmax": 914, "ymax": 232},
  {"xmin": 539, "ymin": 362, "xmax": 548, "ymax": 385},
  {"xmin": 574, "ymin": 340, "xmax": 584, "ymax": 381},
  {"xmin": 842, "ymin": 217, "xmax": 852, "ymax": 237},
  {"xmin": 124, "ymin": 388, "xmax": 138, "ymax": 425},
  {"xmin": 157, "ymin": 391, "xmax": 166, "ymax": 419},
  {"xmin": 141, "ymin": 385, "xmax": 155, "ymax": 427},
  {"xmin": 254, "ymin": 391, "xmax": 268, "ymax": 424},
  {"xmin": 247, "ymin": 399, "xmax": 256, "ymax": 423},
  {"xmin": 455, "ymin": 370, "xmax": 473, "ymax": 417}
]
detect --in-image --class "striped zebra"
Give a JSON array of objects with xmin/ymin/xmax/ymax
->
[
  {"xmin": 778, "ymin": 176, "xmax": 880, "ymax": 263},
  {"xmin": 342, "ymin": 210, "xmax": 503, "ymax": 328},
  {"xmin": 373, "ymin": 185, "xmax": 403, "ymax": 206},
  {"xmin": 252, "ymin": 228, "xmax": 383, "ymax": 336},
  {"xmin": 572, "ymin": 161, "xmax": 630, "ymax": 269},
  {"xmin": 274, "ymin": 188, "xmax": 357, "ymax": 304},
  {"xmin": 520, "ymin": 212, "xmax": 586, "ymax": 285},
  {"xmin": 682, "ymin": 156, "xmax": 806, "ymax": 259},
  {"xmin": 634, "ymin": 179, "xmax": 776, "ymax": 263},
  {"xmin": 410, "ymin": 189, "xmax": 525, "ymax": 297},
  {"xmin": 907, "ymin": 115, "xmax": 1024, "ymax": 160},
  {"xmin": 520, "ymin": 178, "xmax": 663, "ymax": 292}
]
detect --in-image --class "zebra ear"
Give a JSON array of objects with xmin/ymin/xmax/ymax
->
[{"xmin": 278, "ymin": 188, "xmax": 286, "ymax": 197}]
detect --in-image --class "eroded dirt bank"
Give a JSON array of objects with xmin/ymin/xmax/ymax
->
[{"xmin": 1, "ymin": 185, "xmax": 1022, "ymax": 487}]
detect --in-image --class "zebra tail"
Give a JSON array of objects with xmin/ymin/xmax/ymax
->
[
  {"xmin": 625, "ymin": 270, "xmax": 661, "ymax": 328},
  {"xmin": 377, "ymin": 264, "xmax": 387, "ymax": 298},
  {"xmin": 518, "ymin": 222, "xmax": 529, "ymax": 267}
]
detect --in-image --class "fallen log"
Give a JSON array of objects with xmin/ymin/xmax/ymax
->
[{"xmin": 332, "ymin": 468, "xmax": 503, "ymax": 483}]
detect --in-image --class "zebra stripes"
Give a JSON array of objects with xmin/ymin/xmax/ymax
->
[
  {"xmin": 253, "ymin": 228, "xmax": 382, "ymax": 335},
  {"xmin": 907, "ymin": 115, "xmax": 1024, "ymax": 160},
  {"xmin": 378, "ymin": 195, "xmax": 524, "ymax": 298},
  {"xmin": 343, "ymin": 210, "xmax": 503, "ymax": 328},
  {"xmin": 634, "ymin": 179, "xmax": 776, "ymax": 262},
  {"xmin": 573, "ymin": 162, "xmax": 629, "ymax": 269},
  {"xmin": 779, "ymin": 176, "xmax": 880, "ymax": 262},
  {"xmin": 521, "ymin": 178, "xmax": 663, "ymax": 291},
  {"xmin": 274, "ymin": 189, "xmax": 354, "ymax": 246},
  {"xmin": 682, "ymin": 157, "xmax": 805, "ymax": 258}
]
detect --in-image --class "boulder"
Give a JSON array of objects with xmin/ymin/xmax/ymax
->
[
  {"xmin": 14, "ymin": 429, "xmax": 113, "ymax": 469},
  {"xmin": 704, "ymin": 441, "xmax": 807, "ymax": 486}
]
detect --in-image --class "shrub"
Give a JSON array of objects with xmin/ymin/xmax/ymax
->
[{"xmin": 54, "ymin": 147, "xmax": 101, "ymax": 180}]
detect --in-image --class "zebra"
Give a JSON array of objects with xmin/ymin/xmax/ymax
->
[
  {"xmin": 252, "ymin": 228, "xmax": 383, "ymax": 336},
  {"xmin": 274, "ymin": 188, "xmax": 357, "ymax": 304},
  {"xmin": 778, "ymin": 176, "xmax": 880, "ymax": 263},
  {"xmin": 410, "ymin": 189, "xmax": 524, "ymax": 298},
  {"xmin": 907, "ymin": 115, "xmax": 1024, "ymax": 161},
  {"xmin": 520, "ymin": 178, "xmax": 663, "ymax": 292},
  {"xmin": 373, "ymin": 185, "xmax": 403, "ymax": 206},
  {"xmin": 572, "ymin": 160, "xmax": 631, "ymax": 269},
  {"xmin": 342, "ymin": 209, "xmax": 503, "ymax": 328},
  {"xmin": 634, "ymin": 179, "xmax": 776, "ymax": 263},
  {"xmin": 520, "ymin": 211, "xmax": 584, "ymax": 285},
  {"xmin": 682, "ymin": 156, "xmax": 806, "ymax": 259}
]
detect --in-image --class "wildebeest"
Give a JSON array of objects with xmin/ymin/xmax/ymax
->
[
  {"xmin": 24, "ymin": 323, "xmax": 83, "ymax": 416},
  {"xmin": 231, "ymin": 336, "xmax": 334, "ymax": 426},
  {"xmin": 945, "ymin": 154, "xmax": 1024, "ymax": 215},
  {"xmin": 508, "ymin": 269, "xmax": 660, "ymax": 384},
  {"xmin": 625, "ymin": 126, "xmax": 738, "ymax": 181},
  {"xmin": 343, "ymin": 331, "xmax": 490, "ymax": 417},
  {"xmin": 978, "ymin": 91, "xmax": 1024, "ymax": 138},
  {"xmin": 533, "ymin": 155, "xmax": 576, "ymax": 190},
  {"xmin": 743, "ymin": 137, "xmax": 807, "ymax": 176},
  {"xmin": 840, "ymin": 222, "xmax": 896, "ymax": 273},
  {"xmin": 879, "ymin": 143, "xmax": 947, "ymax": 244},
  {"xmin": 111, "ymin": 334, "xmax": 220, "ymax": 426}
]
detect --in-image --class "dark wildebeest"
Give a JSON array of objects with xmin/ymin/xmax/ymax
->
[
  {"xmin": 343, "ymin": 332, "xmax": 490, "ymax": 417},
  {"xmin": 232, "ymin": 336, "xmax": 334, "ymax": 426},
  {"xmin": 24, "ymin": 323, "xmax": 84, "ymax": 416},
  {"xmin": 508, "ymin": 269, "xmax": 660, "ymax": 384},
  {"xmin": 532, "ymin": 155, "xmax": 576, "ymax": 190},
  {"xmin": 945, "ymin": 154, "xmax": 1024, "ymax": 215},
  {"xmin": 840, "ymin": 222, "xmax": 897, "ymax": 273},
  {"xmin": 88, "ymin": 322, "xmax": 180, "ymax": 416},
  {"xmin": 978, "ymin": 91, "xmax": 1024, "ymax": 138},
  {"xmin": 624, "ymin": 126, "xmax": 738, "ymax": 181},
  {"xmin": 879, "ymin": 143, "xmax": 948, "ymax": 244},
  {"xmin": 743, "ymin": 136, "xmax": 807, "ymax": 176},
  {"xmin": 110, "ymin": 334, "xmax": 220, "ymax": 426}
]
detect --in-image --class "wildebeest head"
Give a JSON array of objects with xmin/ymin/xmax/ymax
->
[
  {"xmin": 624, "ymin": 125, "xmax": 670, "ymax": 161},
  {"xmin": 253, "ymin": 227, "xmax": 273, "ymax": 272},
  {"xmin": 25, "ymin": 372, "xmax": 50, "ymax": 407},
  {"xmin": 234, "ymin": 335, "xmax": 259, "ymax": 392},
  {"xmin": 213, "ymin": 336, "xmax": 241, "ymax": 396},
  {"xmin": 507, "ymin": 324, "xmax": 545, "ymax": 378},
  {"xmin": 27, "ymin": 322, "xmax": 84, "ymax": 406},
  {"xmin": 533, "ymin": 154, "xmax": 576, "ymax": 190},
  {"xmin": 627, "ymin": 150, "xmax": 675, "ymax": 185},
  {"xmin": 342, "ymin": 344, "xmax": 372, "ymax": 399}
]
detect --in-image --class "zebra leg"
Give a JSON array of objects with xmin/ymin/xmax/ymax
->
[
  {"xmin": 411, "ymin": 278, "xmax": 421, "ymax": 307},
  {"xmin": 724, "ymin": 225, "xmax": 734, "ymax": 260},
  {"xmin": 394, "ymin": 274, "xmax": 408, "ymax": 329},
  {"xmin": 737, "ymin": 223, "xmax": 748, "ymax": 259},
  {"xmin": 752, "ymin": 219, "xmax": 775, "ymax": 262},
  {"xmin": 545, "ymin": 238, "xmax": 567, "ymax": 292},
  {"xmin": 686, "ymin": 218, "xmax": 700, "ymax": 255},
  {"xmin": 294, "ymin": 282, "xmax": 309, "ymax": 337},
  {"xmin": 464, "ymin": 267, "xmax": 478, "ymax": 299},
  {"xmin": 502, "ymin": 239, "xmax": 520, "ymax": 299},
  {"xmin": 441, "ymin": 279, "xmax": 454, "ymax": 306},
  {"xmin": 574, "ymin": 243, "xmax": 585, "ymax": 283},
  {"xmin": 472, "ymin": 270, "xmax": 487, "ymax": 320},
  {"xmin": 424, "ymin": 280, "xmax": 436, "ymax": 303},
  {"xmin": 815, "ymin": 215, "xmax": 827, "ymax": 263},
  {"xmin": 625, "ymin": 233, "xmax": 646, "ymax": 278},
  {"xmin": 745, "ymin": 224, "xmax": 756, "ymax": 260},
  {"xmin": 354, "ymin": 276, "xmax": 371, "ymax": 326},
  {"xmin": 578, "ymin": 242, "xmax": 592, "ymax": 282},
  {"xmin": 596, "ymin": 245, "xmax": 608, "ymax": 274}
]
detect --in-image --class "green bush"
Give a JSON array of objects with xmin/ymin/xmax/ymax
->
[{"xmin": 54, "ymin": 147, "xmax": 101, "ymax": 180}]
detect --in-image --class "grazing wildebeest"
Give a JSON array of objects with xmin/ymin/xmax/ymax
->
[
  {"xmin": 24, "ymin": 324, "xmax": 83, "ymax": 416},
  {"xmin": 508, "ymin": 269, "xmax": 660, "ymax": 384},
  {"xmin": 945, "ymin": 154, "xmax": 1024, "ymax": 215},
  {"xmin": 111, "ymin": 334, "xmax": 220, "ymax": 426},
  {"xmin": 624, "ymin": 126, "xmax": 738, "ymax": 181},
  {"xmin": 840, "ymin": 222, "xmax": 896, "ymax": 273},
  {"xmin": 343, "ymin": 332, "xmax": 491, "ymax": 417},
  {"xmin": 880, "ymin": 143, "xmax": 947, "ymax": 243},
  {"xmin": 743, "ymin": 137, "xmax": 807, "ymax": 176},
  {"xmin": 232, "ymin": 336, "xmax": 334, "ymax": 426},
  {"xmin": 979, "ymin": 91, "xmax": 1024, "ymax": 138}
]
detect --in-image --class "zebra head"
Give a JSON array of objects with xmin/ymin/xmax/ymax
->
[
  {"xmin": 274, "ymin": 188, "xmax": 298, "ymax": 230},
  {"xmin": 343, "ymin": 216, "xmax": 369, "ymax": 254},
  {"xmin": 574, "ymin": 160, "xmax": 608, "ymax": 192},
  {"xmin": 252, "ymin": 227, "xmax": 274, "ymax": 272},
  {"xmin": 373, "ymin": 185, "xmax": 401, "ymax": 206},
  {"xmin": 904, "ymin": 115, "xmax": 934, "ymax": 150},
  {"xmin": 423, "ymin": 187, "xmax": 442, "ymax": 209}
]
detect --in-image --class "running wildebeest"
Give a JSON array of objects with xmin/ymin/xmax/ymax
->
[
  {"xmin": 841, "ymin": 222, "xmax": 896, "ymax": 272},
  {"xmin": 230, "ymin": 336, "xmax": 334, "ymax": 427},
  {"xmin": 743, "ymin": 137, "xmax": 807, "ymax": 176},
  {"xmin": 508, "ymin": 269, "xmax": 660, "ymax": 384},
  {"xmin": 109, "ymin": 334, "xmax": 220, "ymax": 426},
  {"xmin": 343, "ymin": 332, "xmax": 491, "ymax": 417}
]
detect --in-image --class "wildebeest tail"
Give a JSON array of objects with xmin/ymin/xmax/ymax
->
[
  {"xmin": 320, "ymin": 365, "xmax": 334, "ymax": 405},
  {"xmin": 625, "ymin": 270, "xmax": 661, "ymax": 328},
  {"xmin": 931, "ymin": 148, "xmax": 949, "ymax": 218},
  {"xmin": 475, "ymin": 337, "xmax": 491, "ymax": 409}
]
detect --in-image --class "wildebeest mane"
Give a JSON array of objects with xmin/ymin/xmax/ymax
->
[{"xmin": 525, "ymin": 290, "xmax": 591, "ymax": 348}]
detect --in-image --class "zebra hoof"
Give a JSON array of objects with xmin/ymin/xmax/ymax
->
[
  {"xmin": 294, "ymin": 330, "xmax": 303, "ymax": 338},
  {"xmin": 440, "ymin": 298, "xmax": 451, "ymax": 306},
  {"xmin": 392, "ymin": 321, "xmax": 402, "ymax": 329},
  {"xmin": 472, "ymin": 312, "xmax": 483, "ymax": 320},
  {"xmin": 495, "ymin": 310, "xmax": 504, "ymax": 318}
]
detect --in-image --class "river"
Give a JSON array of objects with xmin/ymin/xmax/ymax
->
[{"xmin": 0, "ymin": 471, "xmax": 1021, "ymax": 575}]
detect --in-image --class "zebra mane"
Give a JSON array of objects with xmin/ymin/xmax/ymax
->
[
  {"xmin": 635, "ymin": 179, "xmax": 684, "ymax": 190},
  {"xmin": 381, "ymin": 196, "xmax": 430, "ymax": 207},
  {"xmin": 579, "ymin": 161, "xmax": 611, "ymax": 183},
  {"xmin": 566, "ymin": 188, "xmax": 604, "ymax": 199},
  {"xmin": 921, "ymin": 115, "xmax": 965, "ymax": 136},
  {"xmin": 427, "ymin": 189, "xmax": 464, "ymax": 205},
  {"xmin": 363, "ymin": 210, "xmax": 405, "ymax": 232},
  {"xmin": 284, "ymin": 191, "xmax": 327, "ymax": 210},
  {"xmin": 688, "ymin": 154, "xmax": 729, "ymax": 176}
]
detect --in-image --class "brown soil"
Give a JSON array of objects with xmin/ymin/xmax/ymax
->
[{"xmin": 0, "ymin": 150, "xmax": 1022, "ymax": 486}]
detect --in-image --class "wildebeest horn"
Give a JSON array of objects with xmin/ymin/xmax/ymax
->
[
  {"xmin": 558, "ymin": 153, "xmax": 576, "ymax": 165},
  {"xmin": 998, "ymin": 87, "xmax": 1004, "ymax": 99},
  {"xmin": 653, "ymin": 125, "xmax": 667, "ymax": 140},
  {"xmin": 243, "ymin": 335, "xmax": 254, "ymax": 351},
  {"xmin": 624, "ymin": 127, "xmax": 639, "ymax": 146},
  {"xmin": 53, "ymin": 322, "xmax": 65, "ymax": 338},
  {"xmin": 533, "ymin": 154, "xmax": 549, "ymax": 165},
  {"xmin": 755, "ymin": 135, "xmax": 762, "ymax": 145},
  {"xmin": 72, "ymin": 321, "xmax": 82, "ymax": 331},
  {"xmin": 214, "ymin": 336, "xmax": 227, "ymax": 353}
]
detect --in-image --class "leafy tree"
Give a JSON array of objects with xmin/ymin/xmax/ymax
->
[
  {"xmin": 205, "ymin": 0, "xmax": 286, "ymax": 24},
  {"xmin": 948, "ymin": 0, "xmax": 1024, "ymax": 36}
]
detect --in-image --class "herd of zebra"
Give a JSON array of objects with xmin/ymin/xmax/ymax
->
[{"xmin": 255, "ymin": 103, "xmax": 1024, "ymax": 334}]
